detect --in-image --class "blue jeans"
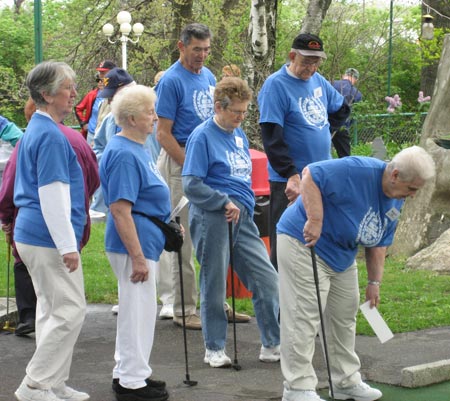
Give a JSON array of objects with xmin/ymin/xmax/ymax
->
[{"xmin": 189, "ymin": 199, "xmax": 280, "ymax": 351}]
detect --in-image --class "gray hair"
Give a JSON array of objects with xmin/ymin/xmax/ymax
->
[
  {"xmin": 26, "ymin": 61, "xmax": 76, "ymax": 107},
  {"xmin": 387, "ymin": 146, "xmax": 435, "ymax": 182},
  {"xmin": 111, "ymin": 85, "xmax": 156, "ymax": 128},
  {"xmin": 180, "ymin": 23, "xmax": 212, "ymax": 45}
]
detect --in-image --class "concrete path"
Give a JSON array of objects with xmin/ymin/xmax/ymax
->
[{"xmin": 1, "ymin": 303, "xmax": 450, "ymax": 401}]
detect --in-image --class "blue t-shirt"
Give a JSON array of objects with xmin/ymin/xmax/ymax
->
[
  {"xmin": 14, "ymin": 112, "xmax": 86, "ymax": 249},
  {"xmin": 155, "ymin": 61, "xmax": 216, "ymax": 144},
  {"xmin": 87, "ymin": 96, "xmax": 104, "ymax": 134},
  {"xmin": 100, "ymin": 135, "xmax": 171, "ymax": 261},
  {"xmin": 258, "ymin": 66, "xmax": 344, "ymax": 182},
  {"xmin": 182, "ymin": 118, "xmax": 254, "ymax": 215},
  {"xmin": 277, "ymin": 157, "xmax": 404, "ymax": 272}
]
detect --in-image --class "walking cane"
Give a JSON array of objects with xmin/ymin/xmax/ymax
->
[
  {"xmin": 3, "ymin": 241, "xmax": 15, "ymax": 332},
  {"xmin": 176, "ymin": 216, "xmax": 197, "ymax": 386},
  {"xmin": 228, "ymin": 221, "xmax": 241, "ymax": 371},
  {"xmin": 310, "ymin": 247, "xmax": 334, "ymax": 400}
]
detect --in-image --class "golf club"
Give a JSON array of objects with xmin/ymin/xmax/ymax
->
[
  {"xmin": 176, "ymin": 216, "xmax": 197, "ymax": 386},
  {"xmin": 310, "ymin": 246, "xmax": 334, "ymax": 400},
  {"xmin": 228, "ymin": 221, "xmax": 241, "ymax": 371},
  {"xmin": 3, "ymin": 241, "xmax": 15, "ymax": 333}
]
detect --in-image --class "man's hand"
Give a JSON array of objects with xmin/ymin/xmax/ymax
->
[
  {"xmin": 2, "ymin": 223, "xmax": 12, "ymax": 245},
  {"xmin": 224, "ymin": 201, "xmax": 240, "ymax": 224},
  {"xmin": 130, "ymin": 255, "xmax": 149, "ymax": 283},
  {"xmin": 63, "ymin": 252, "xmax": 80, "ymax": 272},
  {"xmin": 285, "ymin": 174, "xmax": 301, "ymax": 204},
  {"xmin": 366, "ymin": 283, "xmax": 380, "ymax": 308}
]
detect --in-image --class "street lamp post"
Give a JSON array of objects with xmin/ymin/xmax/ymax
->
[
  {"xmin": 387, "ymin": 0, "xmax": 394, "ymax": 97},
  {"xmin": 102, "ymin": 11, "xmax": 144, "ymax": 70}
]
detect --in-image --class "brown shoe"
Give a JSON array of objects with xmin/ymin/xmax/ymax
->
[
  {"xmin": 225, "ymin": 303, "xmax": 251, "ymax": 323},
  {"xmin": 173, "ymin": 313, "xmax": 202, "ymax": 330}
]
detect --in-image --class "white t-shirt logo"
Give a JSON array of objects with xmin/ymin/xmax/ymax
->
[
  {"xmin": 193, "ymin": 89, "xmax": 214, "ymax": 121},
  {"xmin": 356, "ymin": 207, "xmax": 387, "ymax": 246},
  {"xmin": 298, "ymin": 96, "xmax": 327, "ymax": 128},
  {"xmin": 226, "ymin": 149, "xmax": 251, "ymax": 181}
]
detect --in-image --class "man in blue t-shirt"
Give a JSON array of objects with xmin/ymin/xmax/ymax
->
[
  {"xmin": 258, "ymin": 33, "xmax": 350, "ymax": 270},
  {"xmin": 330, "ymin": 67, "xmax": 363, "ymax": 158},
  {"xmin": 154, "ymin": 23, "xmax": 216, "ymax": 329},
  {"xmin": 276, "ymin": 146, "xmax": 435, "ymax": 401}
]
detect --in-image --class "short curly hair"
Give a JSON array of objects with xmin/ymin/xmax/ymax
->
[{"xmin": 214, "ymin": 77, "xmax": 252, "ymax": 109}]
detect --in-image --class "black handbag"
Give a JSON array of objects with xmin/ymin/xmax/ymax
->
[{"xmin": 132, "ymin": 211, "xmax": 184, "ymax": 252}]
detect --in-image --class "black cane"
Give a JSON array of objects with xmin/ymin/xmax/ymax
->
[
  {"xmin": 228, "ymin": 221, "xmax": 241, "ymax": 371},
  {"xmin": 176, "ymin": 216, "xmax": 197, "ymax": 386},
  {"xmin": 310, "ymin": 247, "xmax": 334, "ymax": 400}
]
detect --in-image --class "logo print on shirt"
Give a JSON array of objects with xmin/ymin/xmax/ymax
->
[
  {"xmin": 356, "ymin": 207, "xmax": 387, "ymax": 246},
  {"xmin": 226, "ymin": 149, "xmax": 251, "ymax": 181},
  {"xmin": 193, "ymin": 89, "xmax": 214, "ymax": 121},
  {"xmin": 298, "ymin": 96, "xmax": 327, "ymax": 128}
]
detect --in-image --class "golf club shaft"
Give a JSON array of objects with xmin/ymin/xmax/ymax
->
[
  {"xmin": 228, "ymin": 222, "xmax": 240, "ymax": 368},
  {"xmin": 310, "ymin": 247, "xmax": 334, "ymax": 400},
  {"xmin": 176, "ymin": 216, "xmax": 194, "ymax": 383}
]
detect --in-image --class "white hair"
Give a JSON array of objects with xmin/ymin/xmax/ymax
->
[{"xmin": 387, "ymin": 146, "xmax": 435, "ymax": 182}]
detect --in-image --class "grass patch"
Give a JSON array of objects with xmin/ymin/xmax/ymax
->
[{"xmin": 1, "ymin": 224, "xmax": 450, "ymax": 335}]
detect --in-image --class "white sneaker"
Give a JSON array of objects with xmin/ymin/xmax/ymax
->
[
  {"xmin": 332, "ymin": 382, "xmax": 382, "ymax": 401},
  {"xmin": 111, "ymin": 305, "xmax": 119, "ymax": 315},
  {"xmin": 259, "ymin": 344, "xmax": 280, "ymax": 362},
  {"xmin": 15, "ymin": 381, "xmax": 62, "ymax": 401},
  {"xmin": 159, "ymin": 304, "xmax": 174, "ymax": 319},
  {"xmin": 88, "ymin": 210, "xmax": 105, "ymax": 220},
  {"xmin": 52, "ymin": 385, "xmax": 89, "ymax": 401},
  {"xmin": 282, "ymin": 389, "xmax": 326, "ymax": 401},
  {"xmin": 203, "ymin": 349, "xmax": 232, "ymax": 368}
]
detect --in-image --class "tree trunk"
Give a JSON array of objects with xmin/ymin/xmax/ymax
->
[
  {"xmin": 390, "ymin": 34, "xmax": 450, "ymax": 257},
  {"xmin": 420, "ymin": 0, "xmax": 450, "ymax": 98},
  {"xmin": 301, "ymin": 0, "xmax": 332, "ymax": 35},
  {"xmin": 170, "ymin": 0, "xmax": 193, "ymax": 64}
]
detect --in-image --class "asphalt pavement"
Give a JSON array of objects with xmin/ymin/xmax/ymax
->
[{"xmin": 1, "ymin": 303, "xmax": 450, "ymax": 401}]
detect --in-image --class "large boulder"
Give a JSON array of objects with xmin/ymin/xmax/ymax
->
[{"xmin": 405, "ymin": 229, "xmax": 450, "ymax": 272}]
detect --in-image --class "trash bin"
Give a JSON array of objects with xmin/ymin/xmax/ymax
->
[{"xmin": 226, "ymin": 148, "xmax": 270, "ymax": 299}]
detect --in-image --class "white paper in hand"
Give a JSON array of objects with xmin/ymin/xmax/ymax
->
[
  {"xmin": 169, "ymin": 196, "xmax": 189, "ymax": 220},
  {"xmin": 359, "ymin": 301, "xmax": 394, "ymax": 344}
]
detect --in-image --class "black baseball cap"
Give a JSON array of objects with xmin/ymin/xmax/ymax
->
[
  {"xmin": 97, "ymin": 68, "xmax": 134, "ymax": 99},
  {"xmin": 292, "ymin": 33, "xmax": 327, "ymax": 59},
  {"xmin": 96, "ymin": 60, "xmax": 117, "ymax": 72}
]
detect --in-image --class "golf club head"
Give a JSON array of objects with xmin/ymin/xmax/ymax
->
[
  {"xmin": 183, "ymin": 379, "xmax": 198, "ymax": 386},
  {"xmin": 232, "ymin": 362, "xmax": 242, "ymax": 371}
]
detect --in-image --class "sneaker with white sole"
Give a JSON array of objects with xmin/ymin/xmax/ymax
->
[
  {"xmin": 159, "ymin": 304, "xmax": 174, "ymax": 319},
  {"xmin": 282, "ymin": 389, "xmax": 326, "ymax": 401},
  {"xmin": 203, "ymin": 349, "xmax": 232, "ymax": 368},
  {"xmin": 111, "ymin": 305, "xmax": 119, "ymax": 315},
  {"xmin": 52, "ymin": 385, "xmax": 89, "ymax": 401},
  {"xmin": 259, "ymin": 344, "xmax": 280, "ymax": 362},
  {"xmin": 331, "ymin": 382, "xmax": 382, "ymax": 401},
  {"xmin": 15, "ymin": 381, "xmax": 62, "ymax": 401}
]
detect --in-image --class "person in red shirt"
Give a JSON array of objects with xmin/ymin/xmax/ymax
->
[{"xmin": 75, "ymin": 60, "xmax": 116, "ymax": 139}]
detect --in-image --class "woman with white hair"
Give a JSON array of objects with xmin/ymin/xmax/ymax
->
[
  {"xmin": 13, "ymin": 61, "xmax": 89, "ymax": 401},
  {"xmin": 277, "ymin": 146, "xmax": 435, "ymax": 401},
  {"xmin": 99, "ymin": 84, "xmax": 169, "ymax": 401}
]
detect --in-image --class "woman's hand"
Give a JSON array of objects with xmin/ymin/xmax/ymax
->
[
  {"xmin": 130, "ymin": 255, "xmax": 149, "ymax": 283},
  {"xmin": 2, "ymin": 223, "xmax": 12, "ymax": 245},
  {"xmin": 365, "ymin": 283, "xmax": 381, "ymax": 308},
  {"xmin": 303, "ymin": 219, "xmax": 322, "ymax": 247},
  {"xmin": 224, "ymin": 201, "xmax": 240, "ymax": 224}
]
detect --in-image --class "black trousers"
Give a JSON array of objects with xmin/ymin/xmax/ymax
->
[
  {"xmin": 268, "ymin": 181, "xmax": 290, "ymax": 271},
  {"xmin": 14, "ymin": 261, "xmax": 37, "ymax": 324},
  {"xmin": 331, "ymin": 127, "xmax": 351, "ymax": 158}
]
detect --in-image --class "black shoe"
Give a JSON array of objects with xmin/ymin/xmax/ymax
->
[
  {"xmin": 14, "ymin": 321, "xmax": 35, "ymax": 336},
  {"xmin": 112, "ymin": 378, "xmax": 166, "ymax": 391},
  {"xmin": 113, "ymin": 381, "xmax": 168, "ymax": 401}
]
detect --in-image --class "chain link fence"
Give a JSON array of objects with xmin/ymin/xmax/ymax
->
[{"xmin": 351, "ymin": 112, "xmax": 427, "ymax": 146}]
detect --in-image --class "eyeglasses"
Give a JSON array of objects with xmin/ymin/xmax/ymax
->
[
  {"xmin": 227, "ymin": 109, "xmax": 248, "ymax": 117},
  {"xmin": 294, "ymin": 51, "xmax": 322, "ymax": 68},
  {"xmin": 62, "ymin": 84, "xmax": 78, "ymax": 92}
]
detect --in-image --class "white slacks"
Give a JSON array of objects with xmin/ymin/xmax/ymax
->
[
  {"xmin": 277, "ymin": 234, "xmax": 362, "ymax": 393},
  {"xmin": 107, "ymin": 252, "xmax": 157, "ymax": 389},
  {"xmin": 16, "ymin": 243, "xmax": 86, "ymax": 390}
]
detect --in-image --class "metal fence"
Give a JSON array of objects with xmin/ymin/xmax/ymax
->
[{"xmin": 351, "ymin": 112, "xmax": 427, "ymax": 146}]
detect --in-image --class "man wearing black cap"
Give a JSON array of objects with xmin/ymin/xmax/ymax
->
[
  {"xmin": 330, "ymin": 68, "xmax": 363, "ymax": 158},
  {"xmin": 257, "ymin": 33, "xmax": 350, "ymax": 272},
  {"xmin": 75, "ymin": 60, "xmax": 116, "ymax": 141}
]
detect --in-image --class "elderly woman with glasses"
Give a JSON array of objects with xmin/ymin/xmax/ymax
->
[
  {"xmin": 182, "ymin": 77, "xmax": 280, "ymax": 368},
  {"xmin": 100, "ymin": 84, "xmax": 169, "ymax": 401},
  {"xmin": 13, "ymin": 61, "xmax": 89, "ymax": 401}
]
